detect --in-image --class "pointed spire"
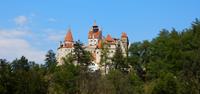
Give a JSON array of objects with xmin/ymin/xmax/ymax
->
[
  {"xmin": 64, "ymin": 28, "xmax": 73, "ymax": 42},
  {"xmin": 93, "ymin": 20, "xmax": 97, "ymax": 26},
  {"xmin": 92, "ymin": 20, "xmax": 99, "ymax": 32},
  {"xmin": 106, "ymin": 34, "xmax": 114, "ymax": 42}
]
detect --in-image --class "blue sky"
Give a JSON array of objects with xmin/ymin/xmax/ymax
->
[{"xmin": 0, "ymin": 0, "xmax": 199, "ymax": 63}]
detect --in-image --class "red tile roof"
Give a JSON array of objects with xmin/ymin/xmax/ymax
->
[
  {"xmin": 88, "ymin": 30, "xmax": 101, "ymax": 39},
  {"xmin": 65, "ymin": 29, "xmax": 73, "ymax": 42},
  {"xmin": 106, "ymin": 34, "xmax": 114, "ymax": 42}
]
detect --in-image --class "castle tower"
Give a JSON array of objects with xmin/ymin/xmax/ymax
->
[
  {"xmin": 88, "ymin": 21, "xmax": 102, "ymax": 47},
  {"xmin": 56, "ymin": 28, "xmax": 74, "ymax": 65},
  {"xmin": 121, "ymin": 32, "xmax": 129, "ymax": 55},
  {"xmin": 64, "ymin": 28, "xmax": 74, "ymax": 48}
]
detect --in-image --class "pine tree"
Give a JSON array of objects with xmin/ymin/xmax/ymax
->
[
  {"xmin": 44, "ymin": 49, "xmax": 56, "ymax": 73},
  {"xmin": 73, "ymin": 40, "xmax": 91, "ymax": 66},
  {"xmin": 112, "ymin": 44, "xmax": 128, "ymax": 72}
]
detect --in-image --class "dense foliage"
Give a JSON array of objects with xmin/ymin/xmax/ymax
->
[{"xmin": 0, "ymin": 19, "xmax": 200, "ymax": 94}]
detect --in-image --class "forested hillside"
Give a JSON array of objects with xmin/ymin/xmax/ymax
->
[{"xmin": 0, "ymin": 19, "xmax": 200, "ymax": 94}]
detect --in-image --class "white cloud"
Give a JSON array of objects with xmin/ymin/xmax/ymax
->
[
  {"xmin": 14, "ymin": 16, "xmax": 28, "ymax": 26},
  {"xmin": 0, "ymin": 29, "xmax": 46, "ymax": 64}
]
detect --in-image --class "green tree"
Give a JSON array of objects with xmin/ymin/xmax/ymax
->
[
  {"xmin": 128, "ymin": 41, "xmax": 151, "ymax": 80},
  {"xmin": 112, "ymin": 44, "xmax": 128, "ymax": 73},
  {"xmin": 152, "ymin": 72, "xmax": 177, "ymax": 94},
  {"xmin": 73, "ymin": 40, "xmax": 91, "ymax": 66},
  {"xmin": 11, "ymin": 56, "xmax": 48, "ymax": 94},
  {"xmin": 0, "ymin": 59, "xmax": 13, "ymax": 94},
  {"xmin": 51, "ymin": 61, "xmax": 79, "ymax": 94},
  {"xmin": 44, "ymin": 49, "xmax": 57, "ymax": 73}
]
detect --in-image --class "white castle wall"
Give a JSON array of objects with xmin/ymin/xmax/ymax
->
[{"xmin": 56, "ymin": 48, "xmax": 74, "ymax": 65}]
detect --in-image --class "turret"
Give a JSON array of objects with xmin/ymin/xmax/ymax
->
[
  {"xmin": 63, "ymin": 28, "xmax": 74, "ymax": 48},
  {"xmin": 121, "ymin": 32, "xmax": 129, "ymax": 51}
]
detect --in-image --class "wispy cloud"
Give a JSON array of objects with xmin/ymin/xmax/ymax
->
[
  {"xmin": 48, "ymin": 34, "xmax": 64, "ymax": 42},
  {"xmin": 43, "ymin": 28, "xmax": 65, "ymax": 42},
  {"xmin": 14, "ymin": 15, "xmax": 29, "ymax": 26},
  {"xmin": 48, "ymin": 18, "xmax": 57, "ymax": 23},
  {"xmin": 0, "ymin": 29, "xmax": 30, "ymax": 38},
  {"xmin": 0, "ymin": 15, "xmax": 64, "ymax": 64}
]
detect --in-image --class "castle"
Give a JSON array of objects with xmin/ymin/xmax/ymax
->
[{"xmin": 56, "ymin": 21, "xmax": 129, "ymax": 72}]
